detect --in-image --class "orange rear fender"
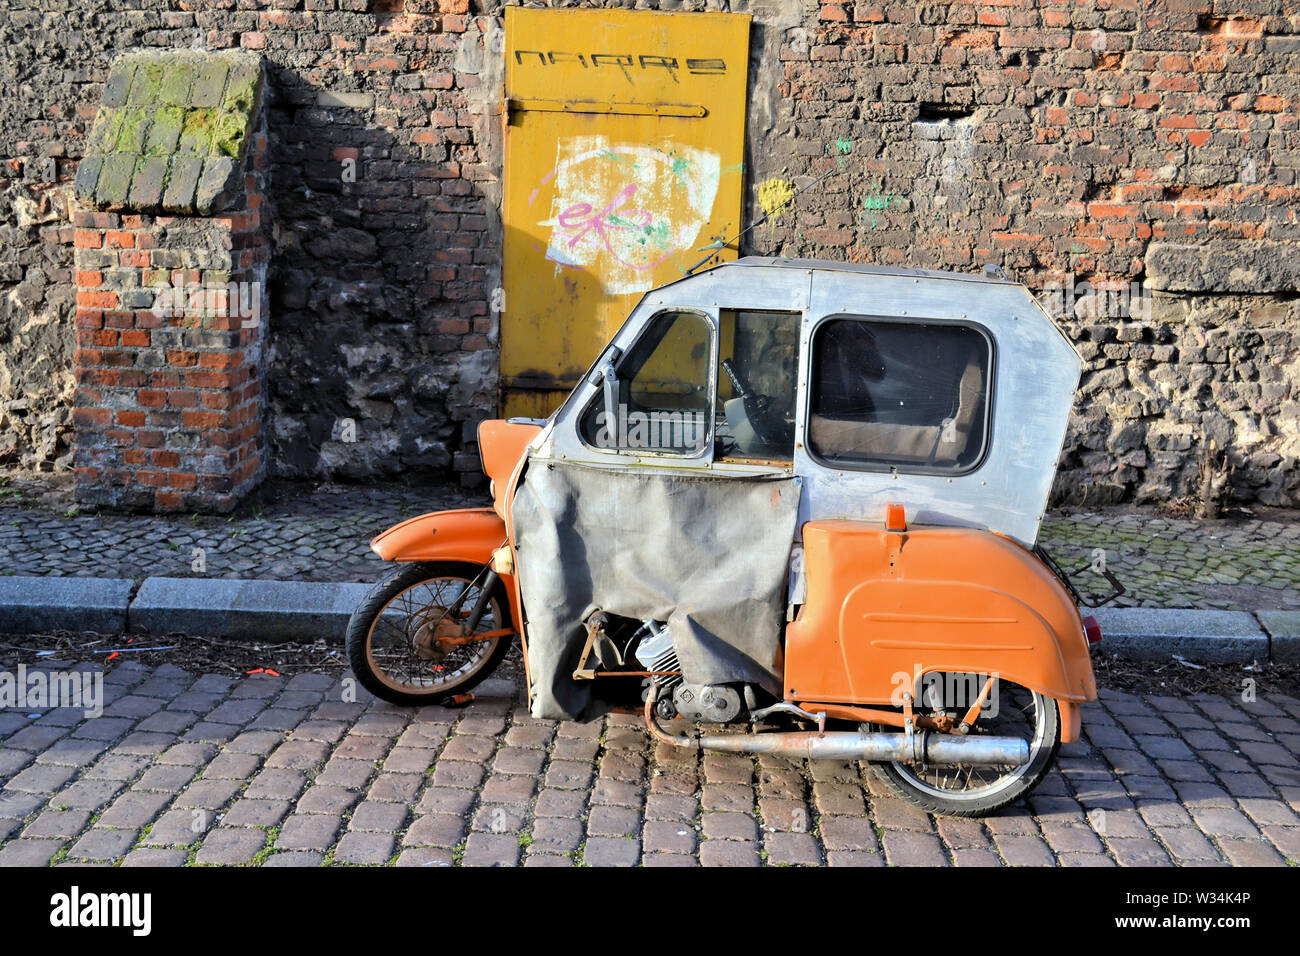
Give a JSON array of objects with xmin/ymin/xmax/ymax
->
[{"xmin": 785, "ymin": 521, "xmax": 1096, "ymax": 739}]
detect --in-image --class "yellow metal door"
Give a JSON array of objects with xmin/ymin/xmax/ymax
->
[{"xmin": 501, "ymin": 7, "xmax": 751, "ymax": 418}]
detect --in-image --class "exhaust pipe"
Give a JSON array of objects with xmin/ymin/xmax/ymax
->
[
  {"xmin": 645, "ymin": 687, "xmax": 1028, "ymax": 767},
  {"xmin": 691, "ymin": 730, "xmax": 1029, "ymax": 766}
]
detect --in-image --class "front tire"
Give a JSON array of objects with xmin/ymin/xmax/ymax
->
[
  {"xmin": 868, "ymin": 676, "xmax": 1061, "ymax": 817},
  {"xmin": 345, "ymin": 561, "xmax": 513, "ymax": 707}
]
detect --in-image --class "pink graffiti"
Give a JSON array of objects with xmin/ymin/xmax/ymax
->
[{"xmin": 551, "ymin": 182, "xmax": 669, "ymax": 271}]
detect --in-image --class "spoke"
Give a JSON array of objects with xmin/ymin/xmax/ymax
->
[{"xmin": 367, "ymin": 574, "xmax": 502, "ymax": 694}]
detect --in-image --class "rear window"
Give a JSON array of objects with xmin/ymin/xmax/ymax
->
[{"xmin": 807, "ymin": 317, "xmax": 991, "ymax": 473}]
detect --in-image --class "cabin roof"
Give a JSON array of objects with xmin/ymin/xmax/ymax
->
[{"xmin": 725, "ymin": 256, "xmax": 1016, "ymax": 286}]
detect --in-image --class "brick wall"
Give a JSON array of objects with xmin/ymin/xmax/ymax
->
[
  {"xmin": 71, "ymin": 127, "xmax": 270, "ymax": 512},
  {"xmin": 753, "ymin": 0, "xmax": 1300, "ymax": 504},
  {"xmin": 2, "ymin": 0, "xmax": 1299, "ymax": 507}
]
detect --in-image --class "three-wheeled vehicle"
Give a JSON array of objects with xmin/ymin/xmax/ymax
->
[{"xmin": 345, "ymin": 257, "xmax": 1105, "ymax": 816}]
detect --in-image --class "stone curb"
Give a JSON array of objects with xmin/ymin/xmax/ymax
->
[
  {"xmin": 128, "ymin": 577, "xmax": 373, "ymax": 642},
  {"xmin": 0, "ymin": 576, "xmax": 136, "ymax": 635},
  {"xmin": 1088, "ymin": 607, "xmax": 1270, "ymax": 663},
  {"xmin": 0, "ymin": 576, "xmax": 1294, "ymax": 662}
]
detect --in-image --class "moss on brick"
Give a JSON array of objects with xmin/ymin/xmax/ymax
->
[
  {"xmin": 79, "ymin": 50, "xmax": 263, "ymax": 214},
  {"xmin": 144, "ymin": 107, "xmax": 185, "ymax": 156},
  {"xmin": 212, "ymin": 111, "xmax": 248, "ymax": 158},
  {"xmin": 177, "ymin": 108, "xmax": 215, "ymax": 155},
  {"xmin": 114, "ymin": 107, "xmax": 152, "ymax": 155}
]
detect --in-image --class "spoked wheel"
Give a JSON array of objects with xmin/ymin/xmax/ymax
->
[
  {"xmin": 868, "ymin": 673, "xmax": 1060, "ymax": 817},
  {"xmin": 345, "ymin": 561, "xmax": 513, "ymax": 706}
]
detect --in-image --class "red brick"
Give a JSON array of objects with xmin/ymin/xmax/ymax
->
[
  {"xmin": 181, "ymin": 410, "xmax": 230, "ymax": 429},
  {"xmin": 197, "ymin": 352, "xmax": 243, "ymax": 370},
  {"xmin": 73, "ymin": 408, "xmax": 111, "ymax": 427},
  {"xmin": 186, "ymin": 370, "xmax": 235, "ymax": 389},
  {"xmin": 78, "ymin": 291, "xmax": 118, "ymax": 309},
  {"xmin": 154, "ymin": 491, "xmax": 184, "ymax": 511},
  {"xmin": 168, "ymin": 473, "xmax": 198, "ymax": 491}
]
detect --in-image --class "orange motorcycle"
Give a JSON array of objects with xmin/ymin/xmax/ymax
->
[{"xmin": 346, "ymin": 257, "xmax": 1114, "ymax": 816}]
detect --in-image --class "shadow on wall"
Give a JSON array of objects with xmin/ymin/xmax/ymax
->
[{"xmin": 261, "ymin": 62, "xmax": 498, "ymax": 484}]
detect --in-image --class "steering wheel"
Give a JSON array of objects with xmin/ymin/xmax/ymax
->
[{"xmin": 721, "ymin": 359, "xmax": 788, "ymax": 448}]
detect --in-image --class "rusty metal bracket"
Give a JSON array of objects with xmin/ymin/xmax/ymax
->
[
  {"xmin": 571, "ymin": 616, "xmax": 604, "ymax": 681},
  {"xmin": 508, "ymin": 97, "xmax": 707, "ymax": 118},
  {"xmin": 957, "ymin": 676, "xmax": 996, "ymax": 734}
]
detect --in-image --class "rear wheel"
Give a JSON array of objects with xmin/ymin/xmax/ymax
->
[
  {"xmin": 345, "ymin": 561, "xmax": 513, "ymax": 707},
  {"xmin": 868, "ymin": 674, "xmax": 1060, "ymax": 817}
]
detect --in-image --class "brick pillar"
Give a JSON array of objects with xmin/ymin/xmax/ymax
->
[{"xmin": 72, "ymin": 52, "xmax": 269, "ymax": 513}]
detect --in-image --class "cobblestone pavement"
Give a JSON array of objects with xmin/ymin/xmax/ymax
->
[
  {"xmin": 1040, "ymin": 512, "xmax": 1300, "ymax": 611},
  {"xmin": 0, "ymin": 662, "xmax": 1297, "ymax": 867},
  {"xmin": 1, "ymin": 477, "xmax": 1298, "ymax": 610},
  {"xmin": 0, "ymin": 479, "xmax": 484, "ymax": 585}
]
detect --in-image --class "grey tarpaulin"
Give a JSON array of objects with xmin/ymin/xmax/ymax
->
[{"xmin": 511, "ymin": 458, "xmax": 801, "ymax": 721}]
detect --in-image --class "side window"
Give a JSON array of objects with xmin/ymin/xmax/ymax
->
[
  {"xmin": 808, "ymin": 318, "xmax": 991, "ymax": 472},
  {"xmin": 578, "ymin": 310, "xmax": 712, "ymax": 456},
  {"xmin": 716, "ymin": 310, "xmax": 799, "ymax": 461}
]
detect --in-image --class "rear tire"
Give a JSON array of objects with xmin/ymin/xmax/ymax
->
[
  {"xmin": 868, "ymin": 678, "xmax": 1061, "ymax": 818},
  {"xmin": 345, "ymin": 561, "xmax": 513, "ymax": 707}
]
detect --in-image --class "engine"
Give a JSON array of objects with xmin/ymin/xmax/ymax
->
[{"xmin": 633, "ymin": 619, "xmax": 746, "ymax": 723}]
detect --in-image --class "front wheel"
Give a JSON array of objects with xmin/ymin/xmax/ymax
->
[
  {"xmin": 868, "ymin": 674, "xmax": 1061, "ymax": 817},
  {"xmin": 345, "ymin": 561, "xmax": 514, "ymax": 707}
]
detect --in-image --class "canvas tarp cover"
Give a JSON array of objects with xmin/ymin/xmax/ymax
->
[{"xmin": 512, "ymin": 458, "xmax": 801, "ymax": 720}]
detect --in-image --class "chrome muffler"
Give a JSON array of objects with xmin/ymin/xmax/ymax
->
[
  {"xmin": 645, "ymin": 687, "xmax": 1028, "ymax": 766},
  {"xmin": 690, "ymin": 730, "xmax": 1029, "ymax": 766}
]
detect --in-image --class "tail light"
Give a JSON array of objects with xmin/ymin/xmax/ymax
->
[{"xmin": 1083, "ymin": 615, "xmax": 1102, "ymax": 646}]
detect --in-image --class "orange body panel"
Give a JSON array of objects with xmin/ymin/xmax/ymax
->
[
  {"xmin": 785, "ymin": 520, "xmax": 1096, "ymax": 727},
  {"xmin": 478, "ymin": 419, "xmax": 541, "ymax": 518},
  {"xmin": 369, "ymin": 508, "xmax": 520, "ymax": 629}
]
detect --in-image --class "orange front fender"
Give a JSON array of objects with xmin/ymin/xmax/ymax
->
[
  {"xmin": 370, "ymin": 507, "xmax": 508, "ymax": 564},
  {"xmin": 369, "ymin": 508, "xmax": 520, "ymax": 626}
]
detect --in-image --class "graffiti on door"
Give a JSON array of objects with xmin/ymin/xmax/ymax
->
[{"xmin": 531, "ymin": 135, "xmax": 721, "ymax": 295}]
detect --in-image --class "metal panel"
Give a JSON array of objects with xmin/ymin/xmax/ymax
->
[
  {"xmin": 795, "ymin": 266, "xmax": 1081, "ymax": 546},
  {"xmin": 545, "ymin": 263, "xmax": 811, "ymax": 474},
  {"xmin": 540, "ymin": 258, "xmax": 1079, "ymax": 547},
  {"xmin": 501, "ymin": 7, "xmax": 750, "ymax": 417}
]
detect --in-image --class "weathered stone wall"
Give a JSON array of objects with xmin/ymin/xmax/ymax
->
[
  {"xmin": 752, "ymin": 0, "xmax": 1300, "ymax": 505},
  {"xmin": 2, "ymin": 0, "xmax": 1298, "ymax": 505}
]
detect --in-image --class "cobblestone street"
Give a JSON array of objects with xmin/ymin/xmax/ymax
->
[
  {"xmin": 2, "ymin": 479, "xmax": 1299, "ymax": 611},
  {"xmin": 0, "ymin": 662, "xmax": 1297, "ymax": 867}
]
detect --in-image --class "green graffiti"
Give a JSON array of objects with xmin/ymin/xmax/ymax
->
[
  {"xmin": 862, "ymin": 189, "xmax": 896, "ymax": 229},
  {"xmin": 640, "ymin": 219, "xmax": 671, "ymax": 249}
]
